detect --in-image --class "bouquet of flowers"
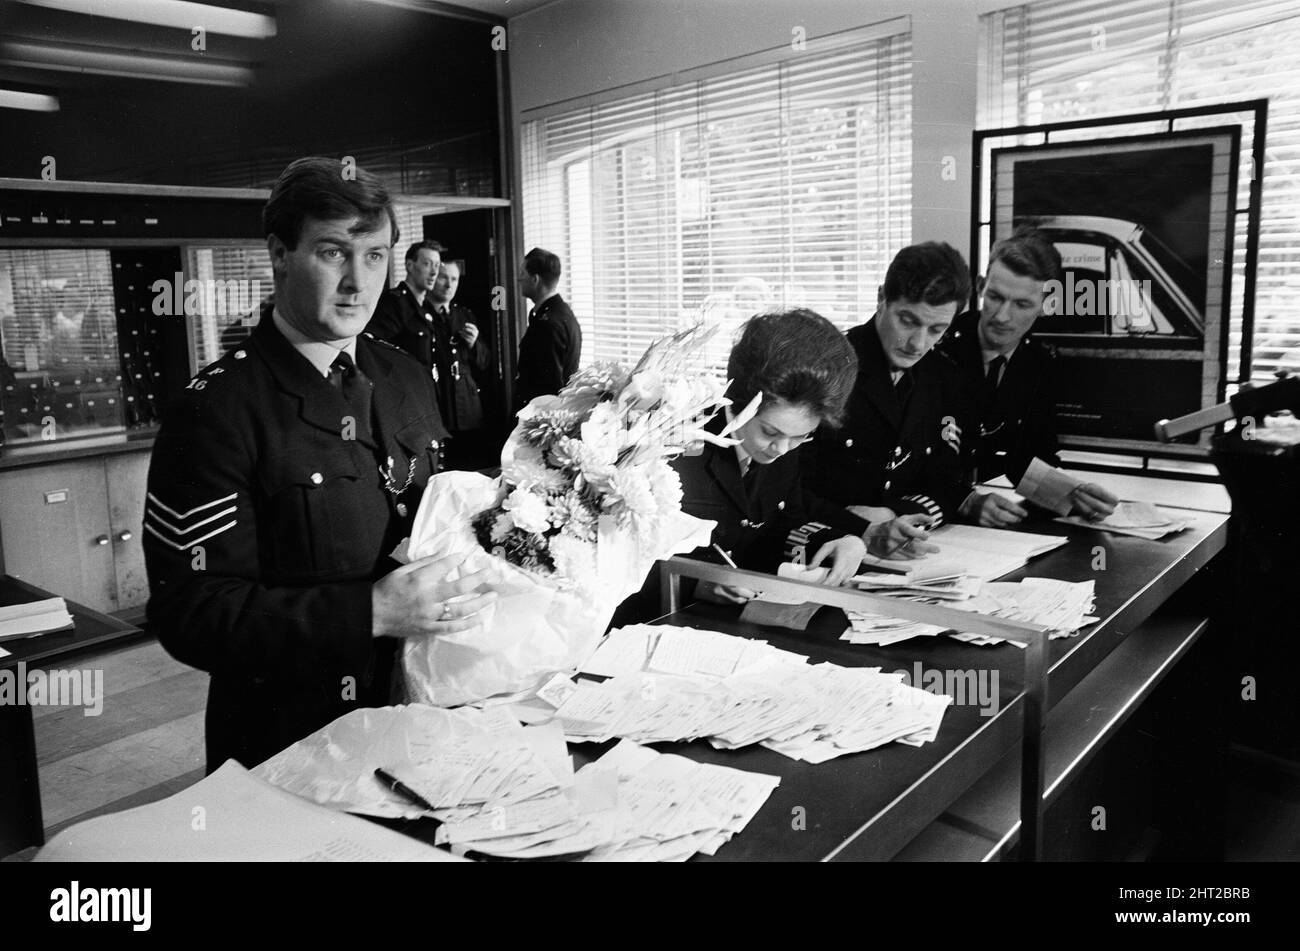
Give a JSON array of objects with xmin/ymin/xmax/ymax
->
[{"xmin": 399, "ymin": 323, "xmax": 746, "ymax": 707}]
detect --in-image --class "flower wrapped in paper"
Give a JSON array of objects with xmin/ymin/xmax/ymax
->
[{"xmin": 399, "ymin": 324, "xmax": 748, "ymax": 707}]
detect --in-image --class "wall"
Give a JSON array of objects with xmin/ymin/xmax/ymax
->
[{"xmin": 507, "ymin": 0, "xmax": 1001, "ymax": 255}]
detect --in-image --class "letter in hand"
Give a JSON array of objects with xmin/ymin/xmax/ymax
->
[
  {"xmin": 866, "ymin": 514, "xmax": 940, "ymax": 560},
  {"xmin": 459, "ymin": 322, "xmax": 479, "ymax": 347},
  {"xmin": 696, "ymin": 580, "xmax": 758, "ymax": 605},
  {"xmin": 371, "ymin": 553, "xmax": 499, "ymax": 639},
  {"xmin": 1070, "ymin": 482, "xmax": 1118, "ymax": 521},
  {"xmin": 809, "ymin": 534, "xmax": 868, "ymax": 585},
  {"xmin": 971, "ymin": 492, "xmax": 1028, "ymax": 528}
]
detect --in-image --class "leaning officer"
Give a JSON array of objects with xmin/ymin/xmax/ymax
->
[
  {"xmin": 804, "ymin": 242, "xmax": 973, "ymax": 527},
  {"xmin": 144, "ymin": 157, "xmax": 500, "ymax": 771},
  {"xmin": 938, "ymin": 226, "xmax": 1117, "ymax": 526}
]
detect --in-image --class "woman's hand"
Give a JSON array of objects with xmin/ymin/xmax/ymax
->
[
  {"xmin": 1070, "ymin": 483, "xmax": 1119, "ymax": 520},
  {"xmin": 866, "ymin": 514, "xmax": 940, "ymax": 560},
  {"xmin": 809, "ymin": 534, "xmax": 868, "ymax": 586}
]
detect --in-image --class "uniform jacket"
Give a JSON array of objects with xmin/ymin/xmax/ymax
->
[
  {"xmin": 143, "ymin": 315, "xmax": 449, "ymax": 771},
  {"xmin": 936, "ymin": 309, "xmax": 1060, "ymax": 486},
  {"xmin": 366, "ymin": 282, "xmax": 490, "ymax": 434},
  {"xmin": 675, "ymin": 415, "xmax": 871, "ymax": 573},
  {"xmin": 514, "ymin": 293, "xmax": 581, "ymax": 409},
  {"xmin": 803, "ymin": 317, "xmax": 970, "ymax": 523}
]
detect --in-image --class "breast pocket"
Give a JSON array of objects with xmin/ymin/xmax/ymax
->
[{"xmin": 258, "ymin": 448, "xmax": 371, "ymax": 579}]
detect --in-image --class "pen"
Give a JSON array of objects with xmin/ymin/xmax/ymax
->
[
  {"xmin": 712, "ymin": 543, "xmax": 739, "ymax": 568},
  {"xmin": 374, "ymin": 767, "xmax": 436, "ymax": 813}
]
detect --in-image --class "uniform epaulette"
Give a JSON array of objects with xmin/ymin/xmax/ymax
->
[
  {"xmin": 363, "ymin": 331, "xmax": 403, "ymax": 351},
  {"xmin": 180, "ymin": 346, "xmax": 247, "ymax": 396}
]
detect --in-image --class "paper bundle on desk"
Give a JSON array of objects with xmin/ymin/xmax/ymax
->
[
  {"xmin": 0, "ymin": 597, "xmax": 74, "ymax": 642},
  {"xmin": 842, "ymin": 578, "xmax": 1098, "ymax": 649},
  {"xmin": 1056, "ymin": 501, "xmax": 1189, "ymax": 539},
  {"xmin": 544, "ymin": 624, "xmax": 950, "ymax": 761},
  {"xmin": 254, "ymin": 703, "xmax": 778, "ymax": 862}
]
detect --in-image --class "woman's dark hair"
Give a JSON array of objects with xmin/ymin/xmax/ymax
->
[
  {"xmin": 262, "ymin": 156, "xmax": 399, "ymax": 250},
  {"xmin": 726, "ymin": 308, "xmax": 858, "ymax": 426}
]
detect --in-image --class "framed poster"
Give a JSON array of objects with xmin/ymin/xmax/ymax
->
[{"xmin": 988, "ymin": 127, "xmax": 1240, "ymax": 455}]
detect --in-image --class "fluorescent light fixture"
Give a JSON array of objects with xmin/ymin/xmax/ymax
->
[
  {"xmin": 0, "ymin": 40, "xmax": 254, "ymax": 86},
  {"xmin": 0, "ymin": 88, "xmax": 59, "ymax": 111},
  {"xmin": 18, "ymin": 0, "xmax": 277, "ymax": 39}
]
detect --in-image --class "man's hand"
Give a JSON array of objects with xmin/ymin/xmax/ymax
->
[
  {"xmin": 809, "ymin": 535, "xmax": 868, "ymax": 586},
  {"xmin": 372, "ymin": 554, "xmax": 499, "ymax": 639},
  {"xmin": 865, "ymin": 514, "xmax": 940, "ymax": 560},
  {"xmin": 459, "ymin": 322, "xmax": 480, "ymax": 347},
  {"xmin": 1070, "ymin": 482, "xmax": 1118, "ymax": 520},
  {"xmin": 965, "ymin": 491, "xmax": 1028, "ymax": 527},
  {"xmin": 696, "ymin": 580, "xmax": 758, "ymax": 605}
]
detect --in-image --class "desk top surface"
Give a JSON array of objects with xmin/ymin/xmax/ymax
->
[
  {"xmin": 573, "ymin": 503, "xmax": 1229, "ymax": 861},
  {"xmin": 0, "ymin": 575, "xmax": 141, "ymax": 669}
]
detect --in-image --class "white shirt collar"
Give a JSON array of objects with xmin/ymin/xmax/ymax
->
[
  {"xmin": 981, "ymin": 340, "xmax": 1020, "ymax": 371},
  {"xmin": 271, "ymin": 306, "xmax": 356, "ymax": 379}
]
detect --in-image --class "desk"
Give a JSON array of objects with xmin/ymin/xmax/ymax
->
[
  {"xmin": 0, "ymin": 575, "xmax": 142, "ymax": 856},
  {"xmin": 576, "ymin": 501, "xmax": 1228, "ymax": 861}
]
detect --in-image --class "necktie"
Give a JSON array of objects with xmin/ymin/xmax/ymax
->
[
  {"xmin": 741, "ymin": 458, "xmax": 760, "ymax": 497},
  {"xmin": 985, "ymin": 355, "xmax": 1007, "ymax": 402},
  {"xmin": 329, "ymin": 351, "xmax": 374, "ymax": 442},
  {"xmin": 894, "ymin": 369, "xmax": 914, "ymax": 406}
]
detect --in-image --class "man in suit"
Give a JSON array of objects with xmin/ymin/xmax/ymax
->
[
  {"xmin": 804, "ymin": 242, "xmax": 975, "ymax": 528},
  {"xmin": 144, "ymin": 157, "xmax": 500, "ymax": 771},
  {"xmin": 425, "ymin": 259, "xmax": 492, "ymax": 469},
  {"xmin": 940, "ymin": 227, "xmax": 1117, "ymax": 526},
  {"xmin": 514, "ymin": 247, "xmax": 581, "ymax": 410}
]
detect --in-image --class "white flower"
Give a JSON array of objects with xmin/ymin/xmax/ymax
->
[
  {"xmin": 501, "ymin": 486, "xmax": 550, "ymax": 534},
  {"xmin": 646, "ymin": 459, "xmax": 683, "ymax": 514},
  {"xmin": 579, "ymin": 400, "xmax": 623, "ymax": 466},
  {"xmin": 621, "ymin": 368, "xmax": 665, "ymax": 412},
  {"xmin": 549, "ymin": 532, "xmax": 597, "ymax": 581},
  {"xmin": 604, "ymin": 468, "xmax": 657, "ymax": 524}
]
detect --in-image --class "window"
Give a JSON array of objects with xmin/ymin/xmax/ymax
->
[
  {"xmin": 979, "ymin": 0, "xmax": 1300, "ymax": 383},
  {"xmin": 186, "ymin": 246, "xmax": 272, "ymax": 370},
  {"xmin": 521, "ymin": 23, "xmax": 912, "ymax": 376},
  {"xmin": 0, "ymin": 249, "xmax": 124, "ymax": 445}
]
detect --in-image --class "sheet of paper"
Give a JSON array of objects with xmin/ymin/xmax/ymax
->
[
  {"xmin": 35, "ymin": 760, "xmax": 466, "ymax": 862},
  {"xmin": 1016, "ymin": 456, "xmax": 1082, "ymax": 516}
]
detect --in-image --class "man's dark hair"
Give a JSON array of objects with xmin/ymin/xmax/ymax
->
[
  {"xmin": 881, "ymin": 241, "xmax": 971, "ymax": 308},
  {"xmin": 523, "ymin": 247, "xmax": 562, "ymax": 286},
  {"xmin": 727, "ymin": 308, "xmax": 858, "ymax": 427},
  {"xmin": 262, "ymin": 156, "xmax": 399, "ymax": 250},
  {"xmin": 405, "ymin": 239, "xmax": 445, "ymax": 264},
  {"xmin": 987, "ymin": 225, "xmax": 1064, "ymax": 285}
]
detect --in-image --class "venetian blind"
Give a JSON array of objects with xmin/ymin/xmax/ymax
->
[
  {"xmin": 521, "ymin": 27, "xmax": 912, "ymax": 376},
  {"xmin": 979, "ymin": 0, "xmax": 1300, "ymax": 384}
]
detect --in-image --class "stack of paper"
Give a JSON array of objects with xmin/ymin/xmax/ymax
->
[
  {"xmin": 1056, "ymin": 501, "xmax": 1189, "ymax": 539},
  {"xmin": 842, "ymin": 578, "xmax": 1098, "ymax": 649},
  {"xmin": 0, "ymin": 596, "xmax": 74, "ymax": 641},
  {"xmin": 253, "ymin": 704, "xmax": 779, "ymax": 862},
  {"xmin": 851, "ymin": 563, "xmax": 982, "ymax": 601},
  {"xmin": 554, "ymin": 625, "xmax": 950, "ymax": 761},
  {"xmin": 860, "ymin": 523, "xmax": 1066, "ymax": 582},
  {"xmin": 1016, "ymin": 456, "xmax": 1083, "ymax": 515}
]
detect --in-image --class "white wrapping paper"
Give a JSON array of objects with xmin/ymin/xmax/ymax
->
[{"xmin": 397, "ymin": 470, "xmax": 714, "ymax": 707}]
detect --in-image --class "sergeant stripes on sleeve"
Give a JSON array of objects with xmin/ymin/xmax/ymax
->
[
  {"xmin": 900, "ymin": 493, "xmax": 944, "ymax": 525},
  {"xmin": 144, "ymin": 492, "xmax": 238, "ymax": 550},
  {"xmin": 786, "ymin": 520, "xmax": 831, "ymax": 561}
]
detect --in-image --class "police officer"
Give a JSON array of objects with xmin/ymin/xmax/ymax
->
[
  {"xmin": 426, "ymin": 258, "xmax": 492, "ymax": 469},
  {"xmin": 804, "ymin": 242, "xmax": 974, "ymax": 528},
  {"xmin": 144, "ymin": 157, "xmax": 499, "ymax": 771},
  {"xmin": 514, "ymin": 247, "xmax": 581, "ymax": 410},
  {"xmin": 940, "ymin": 227, "xmax": 1117, "ymax": 526}
]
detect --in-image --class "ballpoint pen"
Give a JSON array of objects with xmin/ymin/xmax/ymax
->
[{"xmin": 374, "ymin": 767, "xmax": 436, "ymax": 813}]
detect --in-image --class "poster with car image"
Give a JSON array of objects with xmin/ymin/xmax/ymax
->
[{"xmin": 990, "ymin": 127, "xmax": 1239, "ymax": 453}]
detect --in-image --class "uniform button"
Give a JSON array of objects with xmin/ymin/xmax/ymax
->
[
  {"xmin": 884, "ymin": 480, "xmax": 892, "ymax": 490},
  {"xmin": 430, "ymin": 438, "xmax": 439, "ymax": 449},
  {"xmin": 777, "ymin": 500, "xmax": 786, "ymax": 511},
  {"xmin": 396, "ymin": 502, "xmax": 409, "ymax": 517},
  {"xmin": 310, "ymin": 472, "xmax": 323, "ymax": 485},
  {"xmin": 894, "ymin": 446, "xmax": 903, "ymax": 457},
  {"xmin": 233, "ymin": 350, "xmax": 246, "ymax": 360},
  {"xmin": 845, "ymin": 438, "xmax": 854, "ymax": 448},
  {"xmin": 925, "ymin": 447, "xmax": 932, "ymax": 455}
]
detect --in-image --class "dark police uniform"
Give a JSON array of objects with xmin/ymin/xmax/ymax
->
[
  {"xmin": 143, "ymin": 313, "xmax": 449, "ymax": 771},
  {"xmin": 366, "ymin": 283, "xmax": 490, "ymax": 467},
  {"xmin": 803, "ymin": 317, "xmax": 970, "ymax": 524},
  {"xmin": 515, "ymin": 293, "xmax": 581, "ymax": 410},
  {"xmin": 936, "ymin": 309, "xmax": 1060, "ymax": 486},
  {"xmin": 677, "ymin": 414, "xmax": 870, "ymax": 572}
]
